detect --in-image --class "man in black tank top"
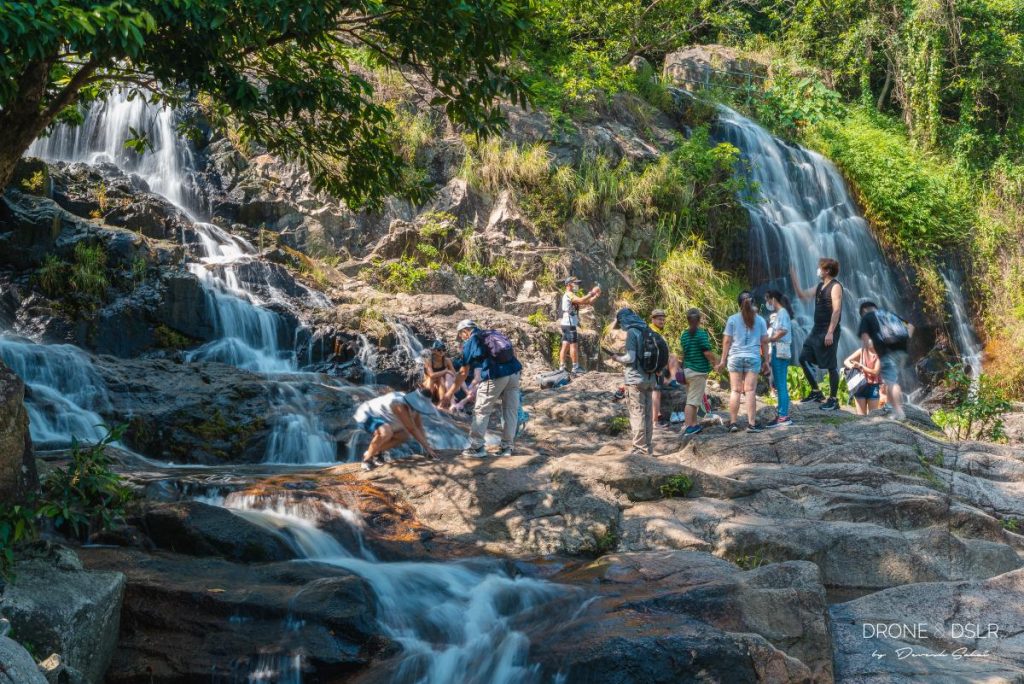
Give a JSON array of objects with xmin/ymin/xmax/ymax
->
[{"xmin": 790, "ymin": 257, "xmax": 843, "ymax": 410}]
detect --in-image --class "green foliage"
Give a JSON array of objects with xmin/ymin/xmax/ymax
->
[
  {"xmin": 659, "ymin": 474, "xmax": 693, "ymax": 498},
  {"xmin": 653, "ymin": 240, "xmax": 734, "ymax": 344},
  {"xmin": 35, "ymin": 425, "xmax": 132, "ymax": 543},
  {"xmin": 153, "ymin": 324, "xmax": 192, "ymax": 349},
  {"xmin": 754, "ymin": 72, "xmax": 844, "ymax": 138},
  {"xmin": 36, "ymin": 254, "xmax": 66, "ymax": 298},
  {"xmin": 362, "ymin": 257, "xmax": 430, "ymax": 294},
  {"xmin": 731, "ymin": 547, "xmax": 768, "ymax": 570},
  {"xmin": 1002, "ymin": 517, "xmax": 1020, "ymax": 533},
  {"xmin": 69, "ymin": 243, "xmax": 109, "ymax": 303},
  {"xmin": 526, "ymin": 310, "xmax": 551, "ymax": 328},
  {"xmin": 0, "ymin": 0, "xmax": 530, "ymax": 204},
  {"xmin": 0, "ymin": 503, "xmax": 38, "ymax": 579},
  {"xmin": 19, "ymin": 169, "xmax": 46, "ymax": 194},
  {"xmin": 932, "ymin": 364, "xmax": 1012, "ymax": 442},
  {"xmin": 607, "ymin": 415, "xmax": 630, "ymax": 436}
]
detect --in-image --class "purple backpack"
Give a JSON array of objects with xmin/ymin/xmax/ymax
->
[{"xmin": 480, "ymin": 329, "xmax": 515, "ymax": 363}]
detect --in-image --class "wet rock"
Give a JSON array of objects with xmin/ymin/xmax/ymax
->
[
  {"xmin": 103, "ymin": 193, "xmax": 191, "ymax": 241},
  {"xmin": 141, "ymin": 500, "xmax": 296, "ymax": 562},
  {"xmin": 0, "ymin": 636, "xmax": 47, "ymax": 684},
  {"xmin": 0, "ymin": 546, "xmax": 125, "ymax": 684},
  {"xmin": 78, "ymin": 547, "xmax": 380, "ymax": 682},
  {"xmin": 0, "ymin": 358, "xmax": 38, "ymax": 502}
]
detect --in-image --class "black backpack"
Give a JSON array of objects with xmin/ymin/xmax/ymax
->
[
  {"xmin": 637, "ymin": 327, "xmax": 670, "ymax": 374},
  {"xmin": 874, "ymin": 309, "xmax": 910, "ymax": 351}
]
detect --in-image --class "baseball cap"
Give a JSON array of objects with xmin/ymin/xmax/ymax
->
[
  {"xmin": 404, "ymin": 389, "xmax": 436, "ymax": 415},
  {"xmin": 563, "ymin": 276, "xmax": 581, "ymax": 286},
  {"xmin": 455, "ymin": 319, "xmax": 477, "ymax": 333}
]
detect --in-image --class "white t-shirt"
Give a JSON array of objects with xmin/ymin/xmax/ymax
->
[
  {"xmin": 354, "ymin": 392, "xmax": 405, "ymax": 428},
  {"xmin": 560, "ymin": 292, "xmax": 579, "ymax": 327},
  {"xmin": 724, "ymin": 313, "xmax": 768, "ymax": 359}
]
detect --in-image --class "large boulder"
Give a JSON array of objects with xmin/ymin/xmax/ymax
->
[
  {"xmin": 0, "ymin": 359, "xmax": 38, "ymax": 503},
  {"xmin": 831, "ymin": 567, "xmax": 1024, "ymax": 681},
  {"xmin": 141, "ymin": 500, "xmax": 296, "ymax": 562},
  {"xmin": 663, "ymin": 45, "xmax": 767, "ymax": 92},
  {"xmin": 0, "ymin": 546, "xmax": 125, "ymax": 684}
]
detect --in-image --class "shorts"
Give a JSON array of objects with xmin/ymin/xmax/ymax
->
[
  {"xmin": 727, "ymin": 356, "xmax": 761, "ymax": 373},
  {"xmin": 853, "ymin": 383, "xmax": 880, "ymax": 400},
  {"xmin": 800, "ymin": 330, "xmax": 840, "ymax": 370},
  {"xmin": 879, "ymin": 352, "xmax": 904, "ymax": 385},
  {"xmin": 683, "ymin": 369, "xmax": 708, "ymax": 407},
  {"xmin": 560, "ymin": 325, "xmax": 578, "ymax": 344},
  {"xmin": 360, "ymin": 416, "xmax": 395, "ymax": 435}
]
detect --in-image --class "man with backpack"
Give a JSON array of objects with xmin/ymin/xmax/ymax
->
[
  {"xmin": 446, "ymin": 319, "xmax": 523, "ymax": 458},
  {"xmin": 559, "ymin": 276, "xmax": 602, "ymax": 374},
  {"xmin": 612, "ymin": 307, "xmax": 669, "ymax": 456},
  {"xmin": 857, "ymin": 301, "xmax": 912, "ymax": 421}
]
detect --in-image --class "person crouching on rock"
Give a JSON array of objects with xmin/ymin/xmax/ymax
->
[
  {"xmin": 355, "ymin": 389, "xmax": 439, "ymax": 471},
  {"xmin": 445, "ymin": 319, "xmax": 523, "ymax": 458},
  {"xmin": 422, "ymin": 339, "xmax": 455, "ymax": 408}
]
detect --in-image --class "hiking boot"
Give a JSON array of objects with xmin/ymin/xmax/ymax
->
[
  {"xmin": 747, "ymin": 423, "xmax": 765, "ymax": 433},
  {"xmin": 819, "ymin": 397, "xmax": 840, "ymax": 411},
  {"xmin": 461, "ymin": 446, "xmax": 487, "ymax": 459},
  {"xmin": 571, "ymin": 365, "xmax": 586, "ymax": 375},
  {"xmin": 800, "ymin": 390, "xmax": 825, "ymax": 403},
  {"xmin": 766, "ymin": 416, "xmax": 793, "ymax": 428},
  {"xmin": 728, "ymin": 423, "xmax": 740, "ymax": 433},
  {"xmin": 683, "ymin": 425, "xmax": 704, "ymax": 436}
]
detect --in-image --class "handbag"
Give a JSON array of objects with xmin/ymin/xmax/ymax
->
[
  {"xmin": 775, "ymin": 341, "xmax": 792, "ymax": 360},
  {"xmin": 697, "ymin": 393, "xmax": 711, "ymax": 418},
  {"xmin": 845, "ymin": 368, "xmax": 866, "ymax": 395}
]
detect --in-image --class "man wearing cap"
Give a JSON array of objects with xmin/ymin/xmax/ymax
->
[
  {"xmin": 612, "ymin": 307, "xmax": 659, "ymax": 456},
  {"xmin": 648, "ymin": 308, "xmax": 678, "ymax": 429},
  {"xmin": 446, "ymin": 319, "xmax": 523, "ymax": 458},
  {"xmin": 559, "ymin": 276, "xmax": 602, "ymax": 374},
  {"xmin": 354, "ymin": 389, "xmax": 439, "ymax": 471}
]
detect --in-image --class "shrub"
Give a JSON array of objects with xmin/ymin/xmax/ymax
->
[
  {"xmin": 526, "ymin": 310, "xmax": 551, "ymax": 328},
  {"xmin": 36, "ymin": 426, "xmax": 133, "ymax": 542},
  {"xmin": 607, "ymin": 415, "xmax": 630, "ymax": 436},
  {"xmin": 36, "ymin": 254, "xmax": 67, "ymax": 297},
  {"xmin": 20, "ymin": 169, "xmax": 46, "ymax": 194},
  {"xmin": 0, "ymin": 503, "xmax": 38, "ymax": 578},
  {"xmin": 659, "ymin": 474, "xmax": 693, "ymax": 498},
  {"xmin": 153, "ymin": 324, "xmax": 193, "ymax": 349},
  {"xmin": 69, "ymin": 243, "xmax": 109, "ymax": 303},
  {"xmin": 655, "ymin": 239, "xmax": 734, "ymax": 344},
  {"xmin": 932, "ymin": 364, "xmax": 1012, "ymax": 442}
]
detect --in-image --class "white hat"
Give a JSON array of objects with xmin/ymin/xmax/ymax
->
[
  {"xmin": 404, "ymin": 389, "xmax": 436, "ymax": 415},
  {"xmin": 455, "ymin": 319, "xmax": 477, "ymax": 333}
]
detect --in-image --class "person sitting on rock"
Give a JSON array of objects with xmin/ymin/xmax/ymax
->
[
  {"xmin": 559, "ymin": 276, "xmax": 601, "ymax": 375},
  {"xmin": 354, "ymin": 389, "xmax": 439, "ymax": 471},
  {"xmin": 422, "ymin": 340, "xmax": 455, "ymax": 408}
]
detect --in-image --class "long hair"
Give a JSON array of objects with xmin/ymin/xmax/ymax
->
[
  {"xmin": 738, "ymin": 291, "xmax": 756, "ymax": 330},
  {"xmin": 766, "ymin": 289, "xmax": 794, "ymax": 317}
]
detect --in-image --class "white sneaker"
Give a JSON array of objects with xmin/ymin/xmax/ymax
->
[
  {"xmin": 361, "ymin": 461, "xmax": 375, "ymax": 471},
  {"xmin": 462, "ymin": 446, "xmax": 487, "ymax": 459},
  {"xmin": 498, "ymin": 447, "xmax": 513, "ymax": 457}
]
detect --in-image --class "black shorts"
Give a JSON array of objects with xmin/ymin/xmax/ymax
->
[
  {"xmin": 800, "ymin": 330, "xmax": 840, "ymax": 370},
  {"xmin": 561, "ymin": 325, "xmax": 578, "ymax": 343}
]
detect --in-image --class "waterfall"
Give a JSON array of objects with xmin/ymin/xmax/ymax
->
[
  {"xmin": 715, "ymin": 107, "xmax": 911, "ymax": 358},
  {"xmin": 215, "ymin": 493, "xmax": 574, "ymax": 684},
  {"xmin": 0, "ymin": 337, "xmax": 110, "ymax": 449},
  {"xmin": 940, "ymin": 270, "xmax": 983, "ymax": 383},
  {"xmin": 27, "ymin": 89, "xmax": 203, "ymax": 215},
  {"xmin": 30, "ymin": 92, "xmax": 340, "ymax": 465}
]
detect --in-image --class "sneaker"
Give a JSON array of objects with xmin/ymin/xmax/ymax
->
[
  {"xmin": 361, "ymin": 460, "xmax": 376, "ymax": 472},
  {"xmin": 380, "ymin": 452, "xmax": 394, "ymax": 463},
  {"xmin": 667, "ymin": 380, "xmax": 682, "ymax": 389},
  {"xmin": 882, "ymin": 405, "xmax": 893, "ymax": 414},
  {"xmin": 800, "ymin": 390, "xmax": 825, "ymax": 404},
  {"xmin": 683, "ymin": 425, "xmax": 704, "ymax": 436},
  {"xmin": 766, "ymin": 416, "xmax": 793, "ymax": 428},
  {"xmin": 499, "ymin": 447, "xmax": 513, "ymax": 457},
  {"xmin": 747, "ymin": 423, "xmax": 765, "ymax": 433},
  {"xmin": 819, "ymin": 397, "xmax": 839, "ymax": 411},
  {"xmin": 656, "ymin": 418, "xmax": 671, "ymax": 430},
  {"xmin": 613, "ymin": 388, "xmax": 626, "ymax": 401},
  {"xmin": 728, "ymin": 423, "xmax": 740, "ymax": 433},
  {"xmin": 461, "ymin": 446, "xmax": 487, "ymax": 459},
  {"xmin": 571, "ymin": 365, "xmax": 586, "ymax": 375}
]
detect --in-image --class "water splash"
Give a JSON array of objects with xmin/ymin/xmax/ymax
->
[{"xmin": 715, "ymin": 107, "xmax": 911, "ymax": 359}]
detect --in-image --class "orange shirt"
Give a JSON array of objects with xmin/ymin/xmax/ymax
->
[{"xmin": 860, "ymin": 348, "xmax": 880, "ymax": 383}]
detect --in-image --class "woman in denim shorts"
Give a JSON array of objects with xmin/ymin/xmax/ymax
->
[{"xmin": 715, "ymin": 291, "xmax": 769, "ymax": 433}]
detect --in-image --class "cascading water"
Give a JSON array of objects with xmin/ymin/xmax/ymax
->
[
  {"xmin": 715, "ymin": 107, "xmax": 911, "ymax": 358},
  {"xmin": 214, "ymin": 492, "xmax": 576, "ymax": 684},
  {"xmin": 0, "ymin": 337, "xmax": 110, "ymax": 448},
  {"xmin": 27, "ymin": 89, "xmax": 203, "ymax": 214},
  {"xmin": 940, "ymin": 270, "xmax": 984, "ymax": 383}
]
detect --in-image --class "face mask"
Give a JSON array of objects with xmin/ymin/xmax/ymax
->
[
  {"xmin": 816, "ymin": 268, "xmax": 824, "ymax": 279},
  {"xmin": 766, "ymin": 302, "xmax": 775, "ymax": 311}
]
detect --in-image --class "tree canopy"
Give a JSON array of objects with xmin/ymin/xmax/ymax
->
[{"xmin": 0, "ymin": 0, "xmax": 530, "ymax": 205}]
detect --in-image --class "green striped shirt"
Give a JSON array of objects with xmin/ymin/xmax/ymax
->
[{"xmin": 680, "ymin": 328, "xmax": 713, "ymax": 373}]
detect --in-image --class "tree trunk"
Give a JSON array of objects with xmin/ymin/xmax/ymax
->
[{"xmin": 876, "ymin": 66, "xmax": 892, "ymax": 111}]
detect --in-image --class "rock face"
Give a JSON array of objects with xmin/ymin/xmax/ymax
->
[
  {"xmin": 0, "ymin": 546, "xmax": 125, "ymax": 684},
  {"xmin": 832, "ymin": 567, "xmax": 1024, "ymax": 682},
  {"xmin": 78, "ymin": 546, "xmax": 380, "ymax": 682},
  {"xmin": 0, "ymin": 359, "xmax": 37, "ymax": 502}
]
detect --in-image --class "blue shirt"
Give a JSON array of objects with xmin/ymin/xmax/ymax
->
[
  {"xmin": 461, "ymin": 331, "xmax": 522, "ymax": 381},
  {"xmin": 724, "ymin": 313, "xmax": 768, "ymax": 360}
]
